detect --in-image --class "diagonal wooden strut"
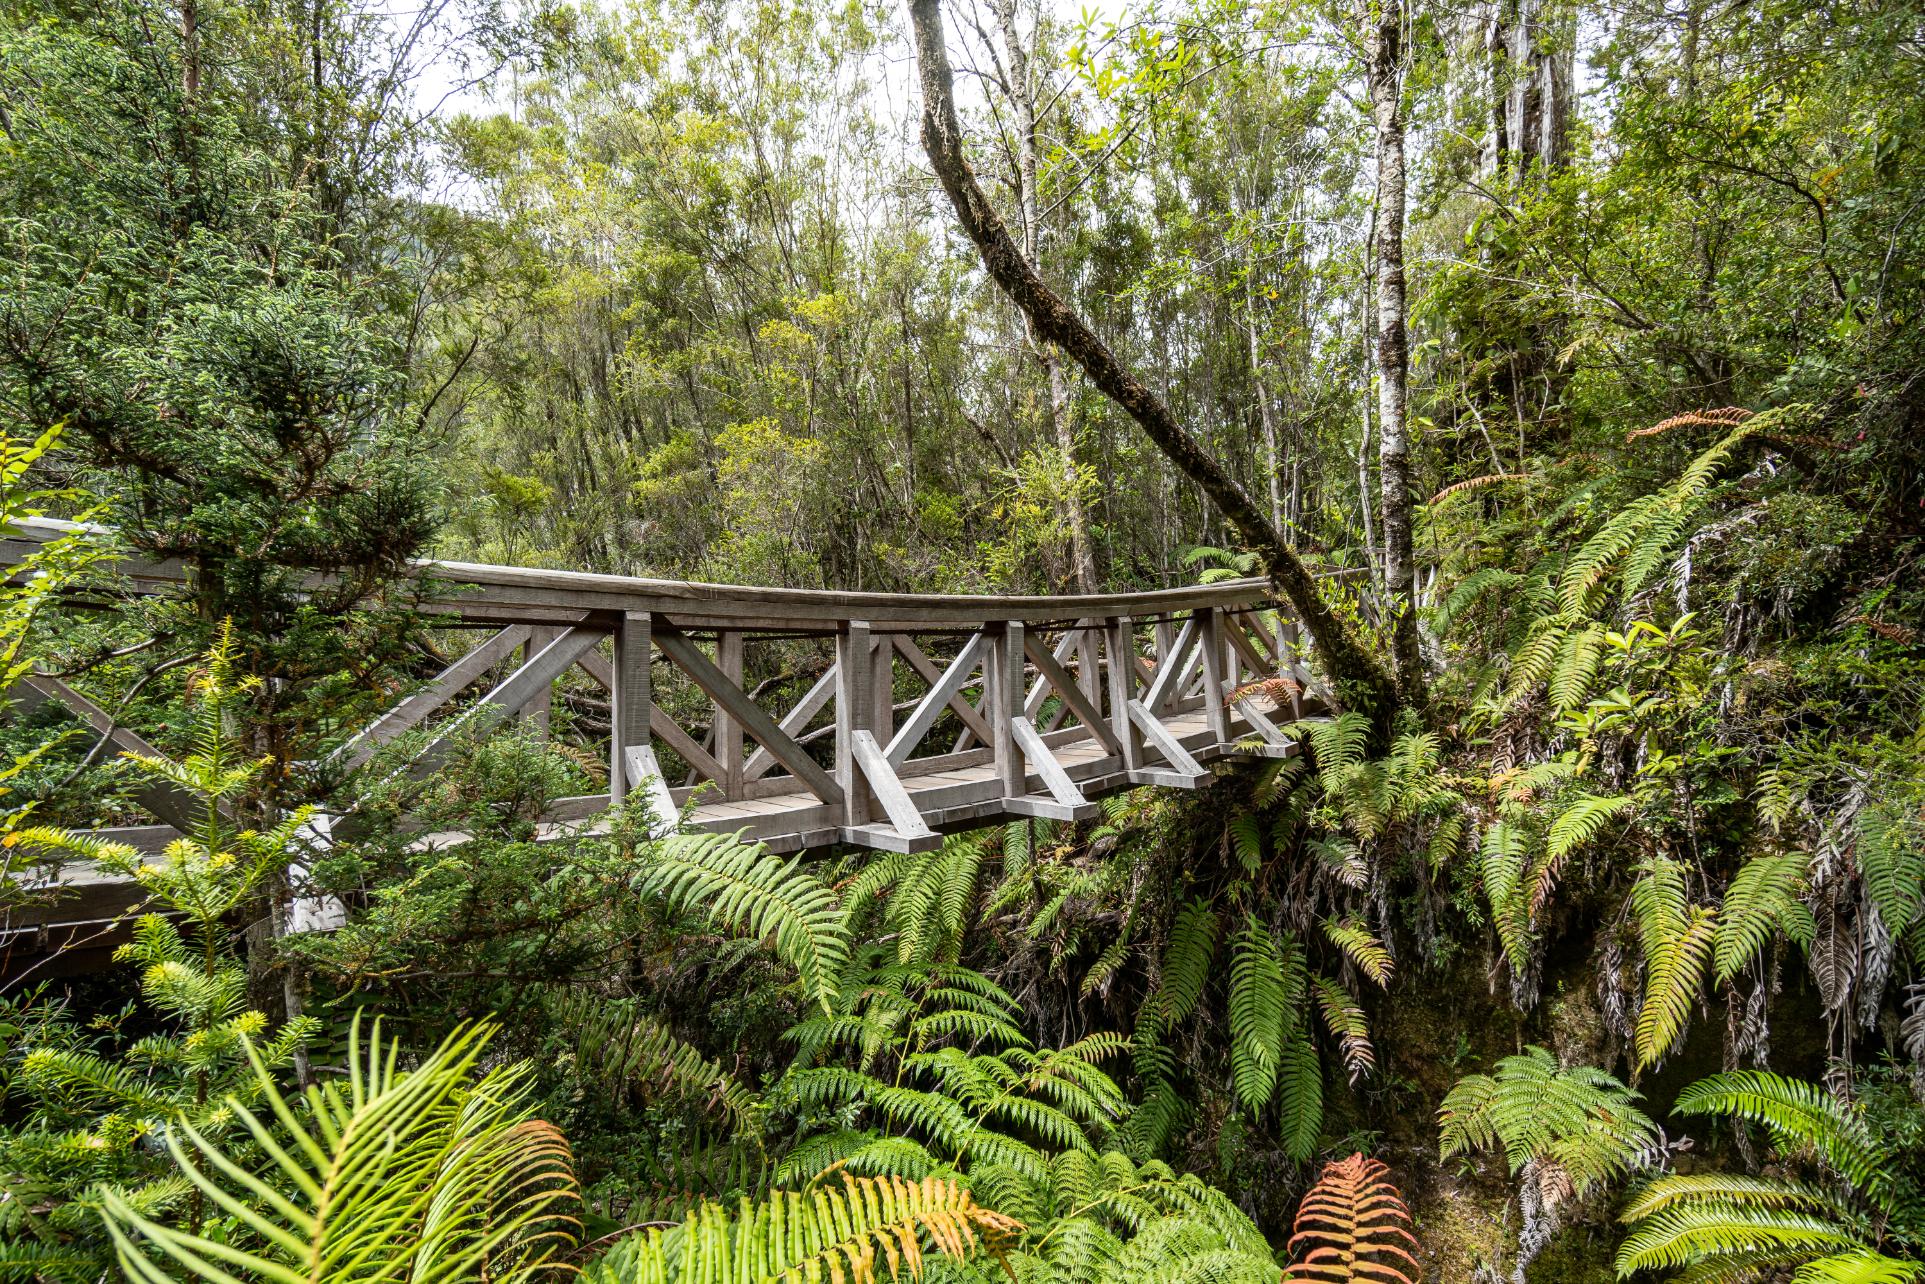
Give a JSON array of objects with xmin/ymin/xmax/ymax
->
[
  {"xmin": 886, "ymin": 632, "xmax": 988, "ymax": 767},
  {"xmin": 1125, "ymin": 698, "xmax": 1209, "ymax": 788},
  {"xmin": 892, "ymin": 634, "xmax": 996, "ymax": 746},
  {"xmin": 330, "ymin": 625, "xmax": 533, "ymax": 773},
  {"xmin": 849, "ymin": 730, "xmax": 938, "ymax": 848},
  {"xmin": 1022, "ymin": 631, "xmax": 1122, "ymax": 755},
  {"xmin": 412, "ymin": 627, "xmax": 603, "ymax": 774},
  {"xmin": 655, "ymin": 630, "xmax": 843, "ymax": 806}
]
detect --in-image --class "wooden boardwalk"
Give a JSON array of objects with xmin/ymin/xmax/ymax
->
[{"xmin": 2, "ymin": 518, "xmax": 1328, "ymax": 966}]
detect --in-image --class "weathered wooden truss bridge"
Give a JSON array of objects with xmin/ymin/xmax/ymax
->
[{"xmin": 4, "ymin": 518, "xmax": 1326, "ymax": 963}]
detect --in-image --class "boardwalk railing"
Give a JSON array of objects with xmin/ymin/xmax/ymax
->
[{"xmin": 3, "ymin": 518, "xmax": 1327, "ymax": 958}]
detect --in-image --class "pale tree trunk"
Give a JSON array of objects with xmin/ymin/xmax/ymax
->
[
  {"xmin": 181, "ymin": 0, "xmax": 200, "ymax": 102},
  {"xmin": 1363, "ymin": 0, "xmax": 1426, "ymax": 705},
  {"xmin": 908, "ymin": 0, "xmax": 1404, "ymax": 728},
  {"xmin": 992, "ymin": 0, "xmax": 1098, "ymax": 593},
  {"xmin": 1241, "ymin": 231, "xmax": 1286, "ymax": 536}
]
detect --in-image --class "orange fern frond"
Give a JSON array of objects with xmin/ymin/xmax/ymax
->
[
  {"xmin": 1284, "ymin": 1154, "xmax": 1423, "ymax": 1284},
  {"xmin": 1426, "ymin": 473, "xmax": 1532, "ymax": 505},
  {"xmin": 1625, "ymin": 407, "xmax": 1752, "ymax": 440}
]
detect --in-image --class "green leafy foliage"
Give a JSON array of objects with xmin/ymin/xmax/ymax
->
[{"xmin": 1632, "ymin": 858, "xmax": 1719, "ymax": 1070}]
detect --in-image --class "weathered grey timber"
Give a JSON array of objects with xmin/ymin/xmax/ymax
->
[{"xmin": 1, "ymin": 518, "xmax": 1330, "ymax": 968}]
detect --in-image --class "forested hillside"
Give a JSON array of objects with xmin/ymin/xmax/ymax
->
[{"xmin": 1, "ymin": 0, "xmax": 1922, "ymax": 1276}]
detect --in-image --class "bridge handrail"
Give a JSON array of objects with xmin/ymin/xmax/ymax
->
[{"xmin": 4, "ymin": 515, "xmax": 1280, "ymax": 630}]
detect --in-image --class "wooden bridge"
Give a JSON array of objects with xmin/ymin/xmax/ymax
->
[{"xmin": 3, "ymin": 518, "xmax": 1326, "ymax": 964}]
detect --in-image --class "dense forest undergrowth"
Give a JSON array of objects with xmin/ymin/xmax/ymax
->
[{"xmin": 1, "ymin": 0, "xmax": 1923, "ymax": 1276}]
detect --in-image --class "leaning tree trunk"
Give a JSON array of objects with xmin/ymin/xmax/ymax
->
[
  {"xmin": 992, "ymin": 0, "xmax": 1099, "ymax": 594},
  {"xmin": 1363, "ymin": 0, "xmax": 1427, "ymax": 707},
  {"xmin": 907, "ymin": 0, "xmax": 1402, "ymax": 728}
]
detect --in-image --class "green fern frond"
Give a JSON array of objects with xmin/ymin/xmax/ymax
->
[
  {"xmin": 1632, "ymin": 859, "xmax": 1718, "ymax": 1070},
  {"xmin": 1312, "ymin": 975, "xmax": 1374, "ymax": 1084},
  {"xmin": 581, "ymin": 1174, "xmax": 1021, "ymax": 1283},
  {"xmin": 1321, "ymin": 916, "xmax": 1393, "ymax": 986},
  {"xmin": 1228, "ymin": 919, "xmax": 1296, "ymax": 1115},
  {"xmin": 563, "ymin": 994, "xmax": 765, "ymax": 1138},
  {"xmin": 1715, "ymin": 853, "xmax": 1815, "ymax": 984},
  {"xmin": 635, "ymin": 832, "xmax": 849, "ymax": 1014},
  {"xmin": 101, "ymin": 1018, "xmax": 579, "ymax": 1284},
  {"xmin": 1672, "ymin": 1072, "xmax": 1894, "ymax": 1213},
  {"xmin": 1615, "ymin": 1205, "xmax": 1864, "ymax": 1275},
  {"xmin": 1159, "ymin": 900, "xmax": 1219, "ymax": 1024},
  {"xmin": 1438, "ymin": 1047, "xmax": 1654, "ymax": 1198},
  {"xmin": 1546, "ymin": 793, "xmax": 1632, "ymax": 863},
  {"xmin": 1791, "ymin": 1251, "xmax": 1925, "ymax": 1284}
]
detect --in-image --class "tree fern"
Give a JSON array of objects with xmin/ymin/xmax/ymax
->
[
  {"xmin": 634, "ymin": 832, "xmax": 849, "ymax": 1014},
  {"xmin": 1282, "ymin": 1154, "xmax": 1421, "ymax": 1284}
]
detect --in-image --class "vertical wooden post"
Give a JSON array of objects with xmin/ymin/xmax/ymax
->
[
  {"xmin": 990, "ymin": 620, "xmax": 1025, "ymax": 798},
  {"xmin": 871, "ymin": 631, "xmax": 895, "ymax": 743},
  {"xmin": 1077, "ymin": 621, "xmax": 1104, "ymax": 714},
  {"xmin": 716, "ymin": 631, "xmax": 744, "ymax": 801},
  {"xmin": 1105, "ymin": 616, "xmax": 1143, "ymax": 771},
  {"xmin": 1199, "ymin": 607, "xmax": 1233, "ymax": 743},
  {"xmin": 1277, "ymin": 612, "xmax": 1306, "ymax": 718},
  {"xmin": 837, "ymin": 622, "xmax": 873, "ymax": 826},
  {"xmin": 520, "ymin": 625, "xmax": 559, "ymax": 734},
  {"xmin": 609, "ymin": 612, "xmax": 651, "ymax": 807},
  {"xmin": 1154, "ymin": 619, "xmax": 1175, "ymax": 669}
]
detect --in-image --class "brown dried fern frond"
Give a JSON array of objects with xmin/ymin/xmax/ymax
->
[
  {"xmin": 1427, "ymin": 472, "xmax": 1532, "ymax": 505},
  {"xmin": 1283, "ymin": 1153, "xmax": 1423, "ymax": 1284},
  {"xmin": 1227, "ymin": 676, "xmax": 1302, "ymax": 708},
  {"xmin": 1850, "ymin": 615, "xmax": 1920, "ymax": 645},
  {"xmin": 1625, "ymin": 406, "xmax": 1753, "ymax": 441}
]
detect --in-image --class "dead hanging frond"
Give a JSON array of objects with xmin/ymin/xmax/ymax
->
[
  {"xmin": 1627, "ymin": 407, "xmax": 1754, "ymax": 440},
  {"xmin": 1427, "ymin": 472, "xmax": 1532, "ymax": 505}
]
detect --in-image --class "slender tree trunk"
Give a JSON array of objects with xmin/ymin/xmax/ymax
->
[
  {"xmin": 1244, "ymin": 261, "xmax": 1285, "ymax": 535},
  {"xmin": 992, "ymin": 0, "xmax": 1098, "ymax": 593},
  {"xmin": 1364, "ymin": 0, "xmax": 1426, "ymax": 706},
  {"xmin": 181, "ymin": 0, "xmax": 200, "ymax": 103},
  {"xmin": 908, "ymin": 0, "xmax": 1402, "ymax": 726}
]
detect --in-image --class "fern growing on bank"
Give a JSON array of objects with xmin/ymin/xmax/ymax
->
[
  {"xmin": 1617, "ymin": 1071, "xmax": 1924, "ymax": 1282},
  {"xmin": 1443, "ymin": 1047, "xmax": 1658, "ymax": 1281}
]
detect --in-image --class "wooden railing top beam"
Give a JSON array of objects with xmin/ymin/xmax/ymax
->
[{"xmin": 3, "ymin": 518, "xmax": 1276, "ymax": 633}]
